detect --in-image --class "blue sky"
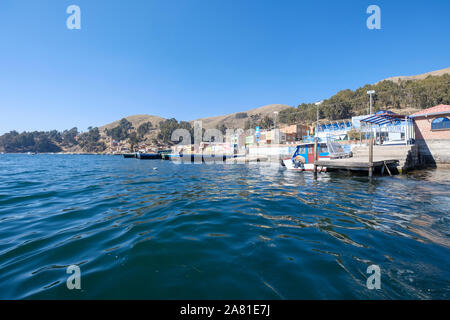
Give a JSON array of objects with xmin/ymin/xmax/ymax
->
[{"xmin": 0, "ymin": 0, "xmax": 449, "ymax": 133}]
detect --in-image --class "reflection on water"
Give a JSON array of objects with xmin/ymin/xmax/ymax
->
[{"xmin": 0, "ymin": 154, "xmax": 448, "ymax": 299}]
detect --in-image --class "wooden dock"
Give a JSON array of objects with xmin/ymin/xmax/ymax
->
[
  {"xmin": 314, "ymin": 157, "xmax": 399, "ymax": 175},
  {"xmin": 313, "ymin": 142, "xmax": 416, "ymax": 177},
  {"xmin": 315, "ymin": 158, "xmax": 398, "ymax": 170}
]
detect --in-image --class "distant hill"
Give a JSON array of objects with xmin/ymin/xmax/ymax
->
[
  {"xmin": 75, "ymin": 67, "xmax": 450, "ymax": 139},
  {"xmin": 2, "ymin": 68, "xmax": 449, "ymax": 153},
  {"xmin": 100, "ymin": 114, "xmax": 166, "ymax": 132},
  {"xmin": 191, "ymin": 104, "xmax": 292, "ymax": 129},
  {"xmin": 382, "ymin": 67, "xmax": 450, "ymax": 83},
  {"xmin": 97, "ymin": 105, "xmax": 293, "ymax": 143}
]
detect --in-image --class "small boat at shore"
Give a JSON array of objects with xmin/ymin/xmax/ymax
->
[{"xmin": 282, "ymin": 141, "xmax": 351, "ymax": 172}]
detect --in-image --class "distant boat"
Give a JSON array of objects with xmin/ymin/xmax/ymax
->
[
  {"xmin": 161, "ymin": 153, "xmax": 229, "ymax": 162},
  {"xmin": 157, "ymin": 149, "xmax": 172, "ymax": 154},
  {"xmin": 136, "ymin": 153, "xmax": 162, "ymax": 160},
  {"xmin": 122, "ymin": 153, "xmax": 137, "ymax": 158},
  {"xmin": 161, "ymin": 153, "xmax": 181, "ymax": 160}
]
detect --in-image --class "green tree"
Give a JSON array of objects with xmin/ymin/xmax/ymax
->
[
  {"xmin": 78, "ymin": 127, "xmax": 106, "ymax": 153},
  {"xmin": 217, "ymin": 123, "xmax": 227, "ymax": 135},
  {"xmin": 137, "ymin": 122, "xmax": 152, "ymax": 138},
  {"xmin": 278, "ymin": 74, "xmax": 450, "ymax": 124},
  {"xmin": 106, "ymin": 118, "xmax": 134, "ymax": 141},
  {"xmin": 157, "ymin": 118, "xmax": 193, "ymax": 144},
  {"xmin": 128, "ymin": 132, "xmax": 139, "ymax": 151}
]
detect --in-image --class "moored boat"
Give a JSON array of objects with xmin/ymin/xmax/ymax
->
[
  {"xmin": 136, "ymin": 153, "xmax": 162, "ymax": 160},
  {"xmin": 161, "ymin": 153, "xmax": 231, "ymax": 162},
  {"xmin": 282, "ymin": 141, "xmax": 351, "ymax": 171},
  {"xmin": 122, "ymin": 153, "xmax": 137, "ymax": 158}
]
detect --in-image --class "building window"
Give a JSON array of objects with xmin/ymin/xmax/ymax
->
[{"xmin": 431, "ymin": 117, "xmax": 450, "ymax": 130}]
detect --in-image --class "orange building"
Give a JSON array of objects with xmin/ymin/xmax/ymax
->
[{"xmin": 280, "ymin": 124, "xmax": 309, "ymax": 142}]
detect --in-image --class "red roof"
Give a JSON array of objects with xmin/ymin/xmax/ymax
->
[{"xmin": 411, "ymin": 104, "xmax": 450, "ymax": 117}]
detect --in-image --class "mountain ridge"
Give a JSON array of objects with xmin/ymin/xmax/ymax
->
[
  {"xmin": 381, "ymin": 67, "xmax": 450, "ymax": 83},
  {"xmin": 1, "ymin": 67, "xmax": 449, "ymax": 153}
]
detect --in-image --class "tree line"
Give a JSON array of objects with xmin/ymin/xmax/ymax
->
[
  {"xmin": 0, "ymin": 127, "xmax": 108, "ymax": 153},
  {"xmin": 278, "ymin": 74, "xmax": 450, "ymax": 124},
  {"xmin": 2, "ymin": 74, "xmax": 448, "ymax": 152}
]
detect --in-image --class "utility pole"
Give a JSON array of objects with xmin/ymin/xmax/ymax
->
[
  {"xmin": 314, "ymin": 101, "xmax": 323, "ymax": 135},
  {"xmin": 273, "ymin": 111, "xmax": 279, "ymax": 146},
  {"xmin": 273, "ymin": 111, "xmax": 278, "ymax": 129},
  {"xmin": 316, "ymin": 106, "xmax": 319, "ymax": 129},
  {"xmin": 367, "ymin": 90, "xmax": 375, "ymax": 178}
]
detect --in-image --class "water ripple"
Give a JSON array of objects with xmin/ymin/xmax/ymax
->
[{"xmin": 0, "ymin": 154, "xmax": 448, "ymax": 299}]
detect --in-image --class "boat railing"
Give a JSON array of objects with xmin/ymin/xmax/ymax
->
[{"xmin": 327, "ymin": 142, "xmax": 352, "ymax": 159}]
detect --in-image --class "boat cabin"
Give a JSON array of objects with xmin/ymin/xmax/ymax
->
[{"xmin": 290, "ymin": 141, "xmax": 350, "ymax": 164}]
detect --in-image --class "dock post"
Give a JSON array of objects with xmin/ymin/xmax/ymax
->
[
  {"xmin": 367, "ymin": 90, "xmax": 375, "ymax": 179},
  {"xmin": 369, "ymin": 132, "xmax": 373, "ymax": 178},
  {"xmin": 313, "ymin": 138, "xmax": 318, "ymax": 178}
]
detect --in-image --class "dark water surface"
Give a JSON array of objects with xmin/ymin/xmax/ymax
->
[{"xmin": 0, "ymin": 154, "xmax": 449, "ymax": 299}]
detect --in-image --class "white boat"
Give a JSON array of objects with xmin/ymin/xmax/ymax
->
[{"xmin": 282, "ymin": 141, "xmax": 351, "ymax": 171}]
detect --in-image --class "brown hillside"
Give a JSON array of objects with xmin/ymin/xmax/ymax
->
[
  {"xmin": 382, "ymin": 67, "xmax": 450, "ymax": 83},
  {"xmin": 99, "ymin": 114, "xmax": 166, "ymax": 145},
  {"xmin": 190, "ymin": 104, "xmax": 292, "ymax": 129},
  {"xmin": 100, "ymin": 114, "xmax": 166, "ymax": 133}
]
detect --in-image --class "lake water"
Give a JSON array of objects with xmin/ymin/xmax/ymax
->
[{"xmin": 0, "ymin": 154, "xmax": 449, "ymax": 299}]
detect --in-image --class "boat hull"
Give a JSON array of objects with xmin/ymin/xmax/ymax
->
[
  {"xmin": 123, "ymin": 153, "xmax": 137, "ymax": 158},
  {"xmin": 163, "ymin": 154, "xmax": 233, "ymax": 162},
  {"xmin": 137, "ymin": 153, "xmax": 162, "ymax": 160},
  {"xmin": 282, "ymin": 159, "xmax": 326, "ymax": 172}
]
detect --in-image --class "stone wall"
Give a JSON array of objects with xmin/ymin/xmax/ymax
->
[
  {"xmin": 416, "ymin": 139, "xmax": 450, "ymax": 165},
  {"xmin": 352, "ymin": 144, "xmax": 419, "ymax": 171}
]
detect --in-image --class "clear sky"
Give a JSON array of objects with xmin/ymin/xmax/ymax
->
[{"xmin": 0, "ymin": 0, "xmax": 449, "ymax": 133}]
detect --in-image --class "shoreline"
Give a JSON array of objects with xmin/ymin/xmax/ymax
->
[{"xmin": 2, "ymin": 152, "xmax": 450, "ymax": 169}]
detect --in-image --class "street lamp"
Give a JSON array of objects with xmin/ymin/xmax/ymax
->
[
  {"xmin": 273, "ymin": 111, "xmax": 278, "ymax": 129},
  {"xmin": 367, "ymin": 90, "xmax": 375, "ymax": 114},
  {"xmin": 315, "ymin": 101, "xmax": 323, "ymax": 135},
  {"xmin": 313, "ymin": 101, "xmax": 323, "ymax": 179}
]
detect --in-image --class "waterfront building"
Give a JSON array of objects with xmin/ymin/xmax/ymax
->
[
  {"xmin": 359, "ymin": 111, "xmax": 414, "ymax": 145},
  {"xmin": 280, "ymin": 124, "xmax": 309, "ymax": 143},
  {"xmin": 314, "ymin": 112, "xmax": 414, "ymax": 145},
  {"xmin": 245, "ymin": 134, "xmax": 255, "ymax": 147},
  {"xmin": 225, "ymin": 130, "xmax": 246, "ymax": 152},
  {"xmin": 410, "ymin": 104, "xmax": 450, "ymax": 165}
]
